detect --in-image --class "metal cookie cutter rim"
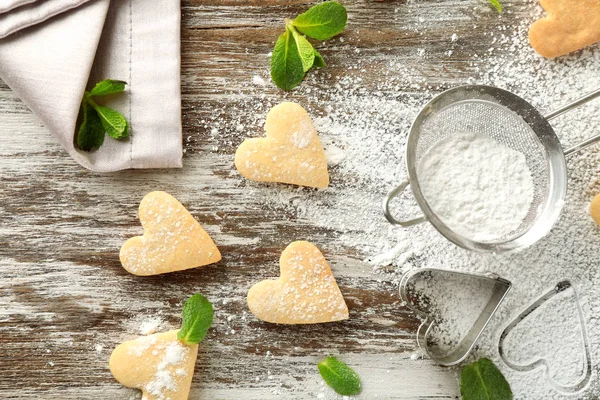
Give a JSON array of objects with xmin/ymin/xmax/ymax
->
[
  {"xmin": 498, "ymin": 280, "xmax": 592, "ymax": 393},
  {"xmin": 400, "ymin": 268, "xmax": 512, "ymax": 367}
]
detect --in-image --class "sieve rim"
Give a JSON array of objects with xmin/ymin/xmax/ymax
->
[{"xmin": 405, "ymin": 85, "xmax": 568, "ymax": 252}]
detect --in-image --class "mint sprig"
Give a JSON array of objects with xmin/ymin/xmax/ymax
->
[
  {"xmin": 460, "ymin": 358, "xmax": 513, "ymax": 400},
  {"xmin": 177, "ymin": 293, "xmax": 214, "ymax": 345},
  {"xmin": 318, "ymin": 356, "xmax": 361, "ymax": 396},
  {"xmin": 75, "ymin": 79, "xmax": 129, "ymax": 152},
  {"xmin": 270, "ymin": 1, "xmax": 347, "ymax": 90},
  {"xmin": 488, "ymin": 0, "xmax": 502, "ymax": 13}
]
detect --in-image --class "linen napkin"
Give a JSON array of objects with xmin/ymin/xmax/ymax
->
[{"xmin": 0, "ymin": 0, "xmax": 183, "ymax": 171}]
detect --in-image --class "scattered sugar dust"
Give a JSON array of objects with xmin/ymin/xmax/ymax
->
[
  {"xmin": 140, "ymin": 317, "xmax": 164, "ymax": 335},
  {"xmin": 202, "ymin": 1, "xmax": 600, "ymax": 398}
]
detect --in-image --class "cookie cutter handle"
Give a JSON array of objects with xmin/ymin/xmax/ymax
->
[{"xmin": 383, "ymin": 180, "xmax": 427, "ymax": 227}]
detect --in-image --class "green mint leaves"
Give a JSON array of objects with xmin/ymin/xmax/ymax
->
[
  {"xmin": 177, "ymin": 293, "xmax": 214, "ymax": 345},
  {"xmin": 318, "ymin": 356, "xmax": 361, "ymax": 396},
  {"xmin": 270, "ymin": 1, "xmax": 347, "ymax": 90},
  {"xmin": 76, "ymin": 101, "xmax": 105, "ymax": 151},
  {"xmin": 75, "ymin": 79, "xmax": 129, "ymax": 152},
  {"xmin": 293, "ymin": 1, "xmax": 348, "ymax": 41},
  {"xmin": 460, "ymin": 358, "xmax": 513, "ymax": 400},
  {"xmin": 488, "ymin": 0, "xmax": 502, "ymax": 13}
]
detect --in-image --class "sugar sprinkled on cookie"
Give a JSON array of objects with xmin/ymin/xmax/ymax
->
[
  {"xmin": 110, "ymin": 330, "xmax": 197, "ymax": 400},
  {"xmin": 234, "ymin": 102, "xmax": 329, "ymax": 189},
  {"xmin": 529, "ymin": 0, "xmax": 600, "ymax": 58},
  {"xmin": 247, "ymin": 241, "xmax": 349, "ymax": 324},
  {"xmin": 589, "ymin": 193, "xmax": 600, "ymax": 226},
  {"xmin": 120, "ymin": 191, "xmax": 221, "ymax": 276}
]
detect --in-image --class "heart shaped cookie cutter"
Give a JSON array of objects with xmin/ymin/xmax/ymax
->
[
  {"xmin": 498, "ymin": 281, "xmax": 592, "ymax": 393},
  {"xmin": 400, "ymin": 268, "xmax": 512, "ymax": 366}
]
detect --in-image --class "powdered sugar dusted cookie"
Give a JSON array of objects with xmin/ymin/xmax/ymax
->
[
  {"xmin": 590, "ymin": 193, "xmax": 600, "ymax": 226},
  {"xmin": 529, "ymin": 0, "xmax": 600, "ymax": 58},
  {"xmin": 109, "ymin": 330, "xmax": 198, "ymax": 400},
  {"xmin": 234, "ymin": 102, "xmax": 329, "ymax": 188},
  {"xmin": 247, "ymin": 241, "xmax": 349, "ymax": 324},
  {"xmin": 120, "ymin": 191, "xmax": 221, "ymax": 276}
]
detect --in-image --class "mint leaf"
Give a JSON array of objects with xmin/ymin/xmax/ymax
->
[
  {"xmin": 270, "ymin": 27, "xmax": 306, "ymax": 90},
  {"xmin": 293, "ymin": 1, "xmax": 347, "ymax": 41},
  {"xmin": 289, "ymin": 24, "xmax": 315, "ymax": 72},
  {"xmin": 88, "ymin": 79, "xmax": 127, "ymax": 97},
  {"xmin": 488, "ymin": 0, "xmax": 502, "ymax": 13},
  {"xmin": 460, "ymin": 358, "xmax": 513, "ymax": 400},
  {"xmin": 76, "ymin": 100, "xmax": 105, "ymax": 151},
  {"xmin": 313, "ymin": 49, "xmax": 326, "ymax": 68},
  {"xmin": 318, "ymin": 356, "xmax": 361, "ymax": 396},
  {"xmin": 177, "ymin": 293, "xmax": 214, "ymax": 345},
  {"xmin": 90, "ymin": 102, "xmax": 129, "ymax": 139}
]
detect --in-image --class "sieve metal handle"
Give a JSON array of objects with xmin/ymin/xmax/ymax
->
[
  {"xmin": 544, "ymin": 88, "xmax": 600, "ymax": 157},
  {"xmin": 383, "ymin": 180, "xmax": 427, "ymax": 227}
]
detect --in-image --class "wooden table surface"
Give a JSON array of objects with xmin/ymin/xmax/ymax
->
[{"xmin": 0, "ymin": 0, "xmax": 544, "ymax": 398}]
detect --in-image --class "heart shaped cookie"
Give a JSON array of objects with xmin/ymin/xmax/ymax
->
[
  {"xmin": 400, "ymin": 268, "xmax": 511, "ymax": 366},
  {"xmin": 247, "ymin": 241, "xmax": 348, "ymax": 324},
  {"xmin": 120, "ymin": 191, "xmax": 221, "ymax": 276},
  {"xmin": 589, "ymin": 193, "xmax": 600, "ymax": 225},
  {"xmin": 529, "ymin": 0, "xmax": 600, "ymax": 58},
  {"xmin": 110, "ymin": 330, "xmax": 198, "ymax": 400},
  {"xmin": 234, "ymin": 102, "xmax": 329, "ymax": 188},
  {"xmin": 499, "ymin": 281, "xmax": 592, "ymax": 393}
]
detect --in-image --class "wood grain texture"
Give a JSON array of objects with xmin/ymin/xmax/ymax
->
[{"xmin": 0, "ymin": 0, "xmax": 534, "ymax": 398}]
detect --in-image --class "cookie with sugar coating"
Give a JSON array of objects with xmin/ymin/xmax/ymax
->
[
  {"xmin": 589, "ymin": 193, "xmax": 600, "ymax": 226},
  {"xmin": 120, "ymin": 191, "xmax": 221, "ymax": 276},
  {"xmin": 247, "ymin": 241, "xmax": 349, "ymax": 324},
  {"xmin": 109, "ymin": 330, "xmax": 198, "ymax": 400},
  {"xmin": 234, "ymin": 102, "xmax": 329, "ymax": 189},
  {"xmin": 529, "ymin": 0, "xmax": 600, "ymax": 58}
]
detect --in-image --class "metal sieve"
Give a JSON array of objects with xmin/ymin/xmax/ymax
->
[{"xmin": 383, "ymin": 85, "xmax": 600, "ymax": 252}]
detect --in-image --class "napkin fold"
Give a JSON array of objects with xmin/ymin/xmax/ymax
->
[
  {"xmin": 0, "ymin": 0, "xmax": 37, "ymax": 14},
  {"xmin": 0, "ymin": 0, "xmax": 94, "ymax": 39},
  {"xmin": 0, "ymin": 0, "xmax": 183, "ymax": 172}
]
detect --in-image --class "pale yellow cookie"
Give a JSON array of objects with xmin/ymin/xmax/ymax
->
[
  {"xmin": 234, "ymin": 102, "xmax": 329, "ymax": 189},
  {"xmin": 590, "ymin": 193, "xmax": 600, "ymax": 226},
  {"xmin": 110, "ymin": 330, "xmax": 198, "ymax": 400},
  {"xmin": 247, "ymin": 241, "xmax": 349, "ymax": 324},
  {"xmin": 529, "ymin": 0, "xmax": 600, "ymax": 58},
  {"xmin": 120, "ymin": 191, "xmax": 221, "ymax": 276}
]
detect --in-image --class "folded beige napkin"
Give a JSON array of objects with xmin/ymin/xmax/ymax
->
[{"xmin": 0, "ymin": 0, "xmax": 183, "ymax": 172}]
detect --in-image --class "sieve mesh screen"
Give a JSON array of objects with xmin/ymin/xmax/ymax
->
[{"xmin": 413, "ymin": 100, "xmax": 550, "ymax": 243}]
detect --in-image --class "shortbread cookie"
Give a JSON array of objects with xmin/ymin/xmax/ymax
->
[
  {"xmin": 109, "ymin": 330, "xmax": 198, "ymax": 400},
  {"xmin": 120, "ymin": 191, "xmax": 221, "ymax": 276},
  {"xmin": 247, "ymin": 241, "xmax": 349, "ymax": 324},
  {"xmin": 529, "ymin": 0, "xmax": 600, "ymax": 58},
  {"xmin": 590, "ymin": 193, "xmax": 600, "ymax": 226},
  {"xmin": 234, "ymin": 102, "xmax": 329, "ymax": 188}
]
